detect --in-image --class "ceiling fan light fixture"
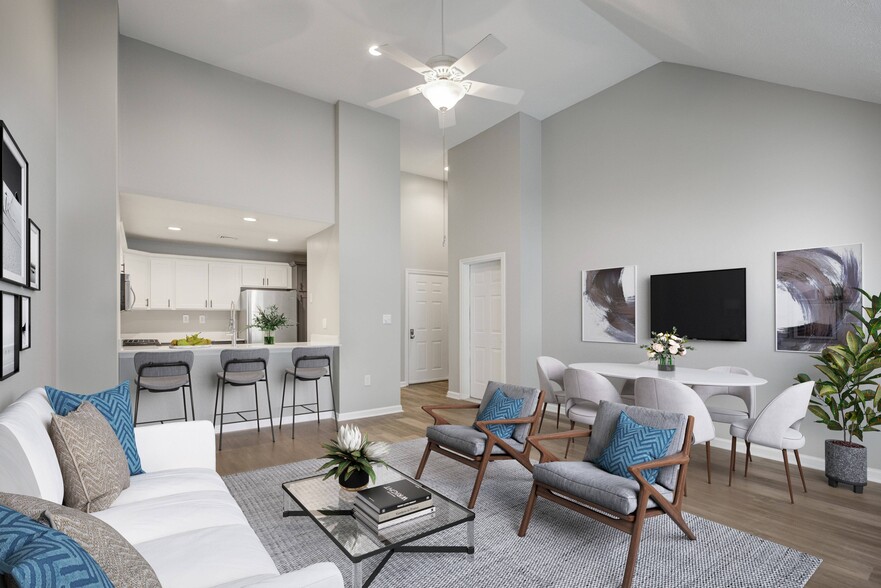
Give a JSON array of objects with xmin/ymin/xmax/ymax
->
[{"xmin": 420, "ymin": 79, "xmax": 466, "ymax": 111}]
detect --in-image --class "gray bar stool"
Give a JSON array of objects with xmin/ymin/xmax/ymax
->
[
  {"xmin": 133, "ymin": 351, "xmax": 195, "ymax": 426},
  {"xmin": 214, "ymin": 348, "xmax": 275, "ymax": 451},
  {"xmin": 278, "ymin": 347, "xmax": 337, "ymax": 438}
]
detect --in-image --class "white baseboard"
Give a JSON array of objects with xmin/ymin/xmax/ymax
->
[
  {"xmin": 709, "ymin": 437, "xmax": 881, "ymax": 484},
  {"xmin": 400, "ymin": 381, "xmax": 408, "ymax": 388},
  {"xmin": 446, "ymin": 390, "xmax": 460, "ymax": 400},
  {"xmin": 337, "ymin": 405, "xmax": 403, "ymax": 421}
]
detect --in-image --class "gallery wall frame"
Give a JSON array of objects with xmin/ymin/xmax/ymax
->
[
  {"xmin": 20, "ymin": 294, "xmax": 30, "ymax": 351},
  {"xmin": 775, "ymin": 243, "xmax": 863, "ymax": 353},
  {"xmin": 1, "ymin": 291, "xmax": 20, "ymax": 380},
  {"xmin": 582, "ymin": 265, "xmax": 637, "ymax": 344},
  {"xmin": 28, "ymin": 220, "xmax": 40, "ymax": 291},
  {"xmin": 0, "ymin": 121, "xmax": 29, "ymax": 287}
]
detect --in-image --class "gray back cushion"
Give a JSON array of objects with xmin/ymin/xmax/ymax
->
[
  {"xmin": 478, "ymin": 381, "xmax": 541, "ymax": 444},
  {"xmin": 220, "ymin": 348, "xmax": 269, "ymax": 372},
  {"xmin": 133, "ymin": 351, "xmax": 194, "ymax": 377},
  {"xmin": 584, "ymin": 401, "xmax": 688, "ymax": 491},
  {"xmin": 291, "ymin": 346, "xmax": 333, "ymax": 369}
]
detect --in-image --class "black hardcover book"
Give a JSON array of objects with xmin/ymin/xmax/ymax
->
[{"xmin": 356, "ymin": 479, "xmax": 432, "ymax": 514}]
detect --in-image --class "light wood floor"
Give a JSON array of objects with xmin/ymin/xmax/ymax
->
[{"xmin": 216, "ymin": 381, "xmax": 880, "ymax": 587}]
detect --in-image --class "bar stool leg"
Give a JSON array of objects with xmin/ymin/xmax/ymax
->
[
  {"xmin": 328, "ymin": 371, "xmax": 338, "ymax": 431},
  {"xmin": 279, "ymin": 372, "xmax": 288, "ymax": 431},
  {"xmin": 219, "ymin": 380, "xmax": 226, "ymax": 451},
  {"xmin": 213, "ymin": 379, "xmax": 220, "ymax": 427},
  {"xmin": 254, "ymin": 383, "xmax": 261, "ymax": 433},
  {"xmin": 265, "ymin": 379, "xmax": 275, "ymax": 443},
  {"xmin": 188, "ymin": 375, "xmax": 196, "ymax": 421},
  {"xmin": 134, "ymin": 385, "xmax": 142, "ymax": 427},
  {"xmin": 315, "ymin": 380, "xmax": 321, "ymax": 424},
  {"xmin": 181, "ymin": 387, "xmax": 188, "ymax": 422}
]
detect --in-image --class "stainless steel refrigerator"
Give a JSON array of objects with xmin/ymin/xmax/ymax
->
[{"xmin": 239, "ymin": 289, "xmax": 299, "ymax": 343}]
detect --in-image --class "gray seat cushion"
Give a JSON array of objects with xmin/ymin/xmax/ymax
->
[
  {"xmin": 286, "ymin": 367, "xmax": 329, "ymax": 380},
  {"xmin": 477, "ymin": 381, "xmax": 541, "ymax": 444},
  {"xmin": 707, "ymin": 405, "xmax": 749, "ymax": 424},
  {"xmin": 533, "ymin": 461, "xmax": 673, "ymax": 515},
  {"xmin": 217, "ymin": 370, "xmax": 265, "ymax": 385},
  {"xmin": 566, "ymin": 401, "xmax": 599, "ymax": 425},
  {"xmin": 584, "ymin": 402, "xmax": 688, "ymax": 491},
  {"xmin": 427, "ymin": 425, "xmax": 526, "ymax": 456},
  {"xmin": 136, "ymin": 374, "xmax": 189, "ymax": 391}
]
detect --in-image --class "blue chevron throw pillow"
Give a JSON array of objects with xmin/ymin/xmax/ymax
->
[
  {"xmin": 474, "ymin": 388, "xmax": 524, "ymax": 439},
  {"xmin": 0, "ymin": 505, "xmax": 113, "ymax": 588},
  {"xmin": 594, "ymin": 412, "xmax": 676, "ymax": 484},
  {"xmin": 46, "ymin": 382, "xmax": 143, "ymax": 476}
]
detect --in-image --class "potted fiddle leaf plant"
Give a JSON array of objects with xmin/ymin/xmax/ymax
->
[
  {"xmin": 248, "ymin": 305, "xmax": 291, "ymax": 344},
  {"xmin": 796, "ymin": 288, "xmax": 881, "ymax": 494}
]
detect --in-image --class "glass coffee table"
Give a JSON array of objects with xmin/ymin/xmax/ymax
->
[{"xmin": 282, "ymin": 465, "xmax": 475, "ymax": 587}]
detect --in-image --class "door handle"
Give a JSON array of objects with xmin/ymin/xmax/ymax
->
[{"xmin": 409, "ymin": 328, "xmax": 415, "ymax": 339}]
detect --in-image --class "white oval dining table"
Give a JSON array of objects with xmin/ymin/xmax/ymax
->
[{"xmin": 568, "ymin": 362, "xmax": 768, "ymax": 387}]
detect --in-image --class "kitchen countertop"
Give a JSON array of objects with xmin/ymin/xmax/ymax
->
[{"xmin": 118, "ymin": 341, "xmax": 337, "ymax": 358}]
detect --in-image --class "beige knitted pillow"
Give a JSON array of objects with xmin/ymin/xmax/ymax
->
[{"xmin": 48, "ymin": 401, "xmax": 130, "ymax": 513}]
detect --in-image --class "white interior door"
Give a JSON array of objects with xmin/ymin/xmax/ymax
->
[
  {"xmin": 407, "ymin": 272, "xmax": 448, "ymax": 384},
  {"xmin": 469, "ymin": 260, "xmax": 503, "ymax": 400}
]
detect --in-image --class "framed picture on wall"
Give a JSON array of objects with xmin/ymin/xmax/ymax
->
[
  {"xmin": 28, "ymin": 220, "xmax": 40, "ymax": 290},
  {"xmin": 582, "ymin": 265, "xmax": 637, "ymax": 344},
  {"xmin": 1, "ymin": 291, "xmax": 20, "ymax": 380},
  {"xmin": 20, "ymin": 295, "xmax": 30, "ymax": 351},
  {"xmin": 0, "ymin": 122, "xmax": 29, "ymax": 287}
]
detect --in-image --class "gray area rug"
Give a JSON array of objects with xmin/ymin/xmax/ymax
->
[{"xmin": 223, "ymin": 438, "xmax": 821, "ymax": 587}]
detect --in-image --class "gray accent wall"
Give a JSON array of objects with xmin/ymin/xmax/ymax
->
[
  {"xmin": 541, "ymin": 63, "xmax": 881, "ymax": 469},
  {"xmin": 0, "ymin": 0, "xmax": 58, "ymax": 408},
  {"xmin": 448, "ymin": 113, "xmax": 542, "ymax": 397},
  {"xmin": 57, "ymin": 0, "xmax": 119, "ymax": 392}
]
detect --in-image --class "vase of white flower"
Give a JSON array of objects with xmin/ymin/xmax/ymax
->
[
  {"xmin": 318, "ymin": 424, "xmax": 390, "ymax": 491},
  {"xmin": 641, "ymin": 327, "xmax": 693, "ymax": 371}
]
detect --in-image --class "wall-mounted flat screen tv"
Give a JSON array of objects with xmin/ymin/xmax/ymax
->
[{"xmin": 650, "ymin": 268, "xmax": 747, "ymax": 341}]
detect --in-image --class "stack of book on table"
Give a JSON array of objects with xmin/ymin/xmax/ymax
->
[{"xmin": 354, "ymin": 479, "xmax": 434, "ymax": 531}]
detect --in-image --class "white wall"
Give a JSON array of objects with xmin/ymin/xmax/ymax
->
[
  {"xmin": 336, "ymin": 102, "xmax": 401, "ymax": 415},
  {"xmin": 541, "ymin": 63, "xmax": 881, "ymax": 470},
  {"xmin": 0, "ymin": 0, "xmax": 58, "ymax": 408},
  {"xmin": 448, "ymin": 113, "xmax": 542, "ymax": 397},
  {"xmin": 118, "ymin": 37, "xmax": 335, "ymax": 224},
  {"xmin": 306, "ymin": 224, "xmax": 340, "ymax": 342},
  {"xmin": 400, "ymin": 172, "xmax": 447, "ymax": 382},
  {"xmin": 57, "ymin": 0, "xmax": 119, "ymax": 392}
]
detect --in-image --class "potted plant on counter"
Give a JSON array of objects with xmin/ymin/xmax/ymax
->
[
  {"xmin": 796, "ymin": 289, "xmax": 881, "ymax": 494},
  {"xmin": 248, "ymin": 304, "xmax": 292, "ymax": 345}
]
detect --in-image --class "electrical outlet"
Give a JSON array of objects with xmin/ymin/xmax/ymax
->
[
  {"xmin": 199, "ymin": 315, "xmax": 206, "ymax": 324},
  {"xmin": 322, "ymin": 318, "xmax": 327, "ymax": 329},
  {"xmin": 182, "ymin": 315, "xmax": 189, "ymax": 324},
  {"xmin": 382, "ymin": 314, "xmax": 392, "ymax": 325},
  {"xmin": 364, "ymin": 375, "xmax": 371, "ymax": 386},
  {"xmin": 309, "ymin": 293, "xmax": 313, "ymax": 303}
]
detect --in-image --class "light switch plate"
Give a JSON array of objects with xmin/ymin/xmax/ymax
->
[
  {"xmin": 322, "ymin": 318, "xmax": 327, "ymax": 329},
  {"xmin": 182, "ymin": 315, "xmax": 189, "ymax": 324},
  {"xmin": 199, "ymin": 315, "xmax": 206, "ymax": 324},
  {"xmin": 364, "ymin": 375, "xmax": 371, "ymax": 386},
  {"xmin": 382, "ymin": 314, "xmax": 392, "ymax": 325}
]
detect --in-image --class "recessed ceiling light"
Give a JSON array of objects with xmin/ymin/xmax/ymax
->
[
  {"xmin": 243, "ymin": 217, "xmax": 257, "ymax": 222},
  {"xmin": 168, "ymin": 226, "xmax": 181, "ymax": 231},
  {"xmin": 267, "ymin": 238, "xmax": 279, "ymax": 243},
  {"xmin": 368, "ymin": 45, "xmax": 382, "ymax": 57},
  {"xmin": 444, "ymin": 166, "xmax": 449, "ymax": 171}
]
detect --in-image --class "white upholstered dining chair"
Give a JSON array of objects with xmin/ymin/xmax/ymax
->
[
  {"xmin": 536, "ymin": 356, "xmax": 567, "ymax": 432},
  {"xmin": 692, "ymin": 366, "xmax": 757, "ymax": 424},
  {"xmin": 619, "ymin": 361, "xmax": 655, "ymax": 404},
  {"xmin": 728, "ymin": 381, "xmax": 814, "ymax": 503},
  {"xmin": 561, "ymin": 368, "xmax": 621, "ymax": 458},
  {"xmin": 635, "ymin": 377, "xmax": 716, "ymax": 484}
]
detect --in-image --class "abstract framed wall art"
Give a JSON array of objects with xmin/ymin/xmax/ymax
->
[
  {"xmin": 582, "ymin": 265, "xmax": 637, "ymax": 344},
  {"xmin": 1, "ymin": 291, "xmax": 19, "ymax": 380},
  {"xmin": 0, "ymin": 122, "xmax": 29, "ymax": 286},
  {"xmin": 776, "ymin": 244, "xmax": 862, "ymax": 353},
  {"xmin": 28, "ymin": 220, "xmax": 40, "ymax": 290},
  {"xmin": 20, "ymin": 295, "xmax": 30, "ymax": 351}
]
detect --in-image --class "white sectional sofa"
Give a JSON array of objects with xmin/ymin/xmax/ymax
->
[{"xmin": 0, "ymin": 388, "xmax": 343, "ymax": 588}]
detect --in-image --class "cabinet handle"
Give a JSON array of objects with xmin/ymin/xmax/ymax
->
[
  {"xmin": 205, "ymin": 300, "xmax": 208, "ymax": 308},
  {"xmin": 167, "ymin": 299, "xmax": 170, "ymax": 308},
  {"xmin": 146, "ymin": 298, "xmax": 150, "ymax": 308},
  {"xmin": 210, "ymin": 300, "xmax": 213, "ymax": 308}
]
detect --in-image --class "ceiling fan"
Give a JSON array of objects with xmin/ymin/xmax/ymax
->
[{"xmin": 367, "ymin": 3, "xmax": 524, "ymax": 128}]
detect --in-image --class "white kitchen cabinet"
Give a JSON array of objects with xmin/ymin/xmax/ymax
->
[
  {"xmin": 174, "ymin": 259, "xmax": 210, "ymax": 309},
  {"xmin": 149, "ymin": 258, "xmax": 175, "ymax": 310},
  {"xmin": 208, "ymin": 262, "xmax": 242, "ymax": 310},
  {"xmin": 241, "ymin": 263, "xmax": 291, "ymax": 288},
  {"xmin": 124, "ymin": 252, "xmax": 150, "ymax": 310}
]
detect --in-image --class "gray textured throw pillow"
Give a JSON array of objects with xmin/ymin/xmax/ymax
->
[
  {"xmin": 0, "ymin": 492, "xmax": 161, "ymax": 588},
  {"xmin": 48, "ymin": 401, "xmax": 131, "ymax": 513}
]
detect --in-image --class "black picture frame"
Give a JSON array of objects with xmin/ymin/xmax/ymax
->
[
  {"xmin": 1, "ymin": 291, "xmax": 20, "ymax": 380},
  {"xmin": 20, "ymin": 294, "xmax": 30, "ymax": 351},
  {"xmin": 28, "ymin": 220, "xmax": 40, "ymax": 290},
  {"xmin": 0, "ymin": 121, "xmax": 29, "ymax": 287}
]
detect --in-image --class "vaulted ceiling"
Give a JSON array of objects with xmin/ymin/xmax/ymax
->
[{"xmin": 119, "ymin": 0, "xmax": 881, "ymax": 180}]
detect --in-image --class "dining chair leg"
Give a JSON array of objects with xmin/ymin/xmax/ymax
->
[
  {"xmin": 794, "ymin": 449, "xmax": 807, "ymax": 493},
  {"xmin": 265, "ymin": 380, "xmax": 275, "ymax": 443},
  {"xmin": 744, "ymin": 442, "xmax": 752, "ymax": 476},
  {"xmin": 782, "ymin": 449, "xmax": 794, "ymax": 504},
  {"xmin": 279, "ymin": 373, "xmax": 288, "ymax": 431},
  {"xmin": 728, "ymin": 436, "xmax": 737, "ymax": 486},
  {"xmin": 517, "ymin": 483, "xmax": 539, "ymax": 537},
  {"xmin": 415, "ymin": 442, "xmax": 433, "ymax": 479},
  {"xmin": 564, "ymin": 421, "xmax": 575, "ymax": 459},
  {"xmin": 705, "ymin": 442, "xmax": 712, "ymax": 484},
  {"xmin": 538, "ymin": 404, "xmax": 548, "ymax": 434}
]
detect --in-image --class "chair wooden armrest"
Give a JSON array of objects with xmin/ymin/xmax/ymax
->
[
  {"xmin": 422, "ymin": 403, "xmax": 479, "ymax": 426},
  {"xmin": 474, "ymin": 416, "xmax": 536, "ymax": 427},
  {"xmin": 525, "ymin": 429, "xmax": 592, "ymax": 463},
  {"xmin": 627, "ymin": 450, "xmax": 690, "ymax": 474}
]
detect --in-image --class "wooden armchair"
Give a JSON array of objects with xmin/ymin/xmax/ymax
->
[
  {"xmin": 518, "ymin": 401, "xmax": 696, "ymax": 588},
  {"xmin": 415, "ymin": 381, "xmax": 544, "ymax": 508}
]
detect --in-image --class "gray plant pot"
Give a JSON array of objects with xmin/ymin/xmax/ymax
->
[{"xmin": 825, "ymin": 439, "xmax": 867, "ymax": 493}]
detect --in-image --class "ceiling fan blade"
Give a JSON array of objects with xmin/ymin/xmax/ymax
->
[
  {"xmin": 465, "ymin": 80, "xmax": 524, "ymax": 105},
  {"xmin": 376, "ymin": 44, "xmax": 432, "ymax": 76},
  {"xmin": 367, "ymin": 86, "xmax": 422, "ymax": 108},
  {"xmin": 451, "ymin": 34, "xmax": 506, "ymax": 77},
  {"xmin": 438, "ymin": 108, "xmax": 456, "ymax": 129}
]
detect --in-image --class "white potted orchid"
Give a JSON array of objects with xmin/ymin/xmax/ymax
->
[
  {"xmin": 640, "ymin": 327, "xmax": 694, "ymax": 371},
  {"xmin": 318, "ymin": 424, "xmax": 390, "ymax": 491}
]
